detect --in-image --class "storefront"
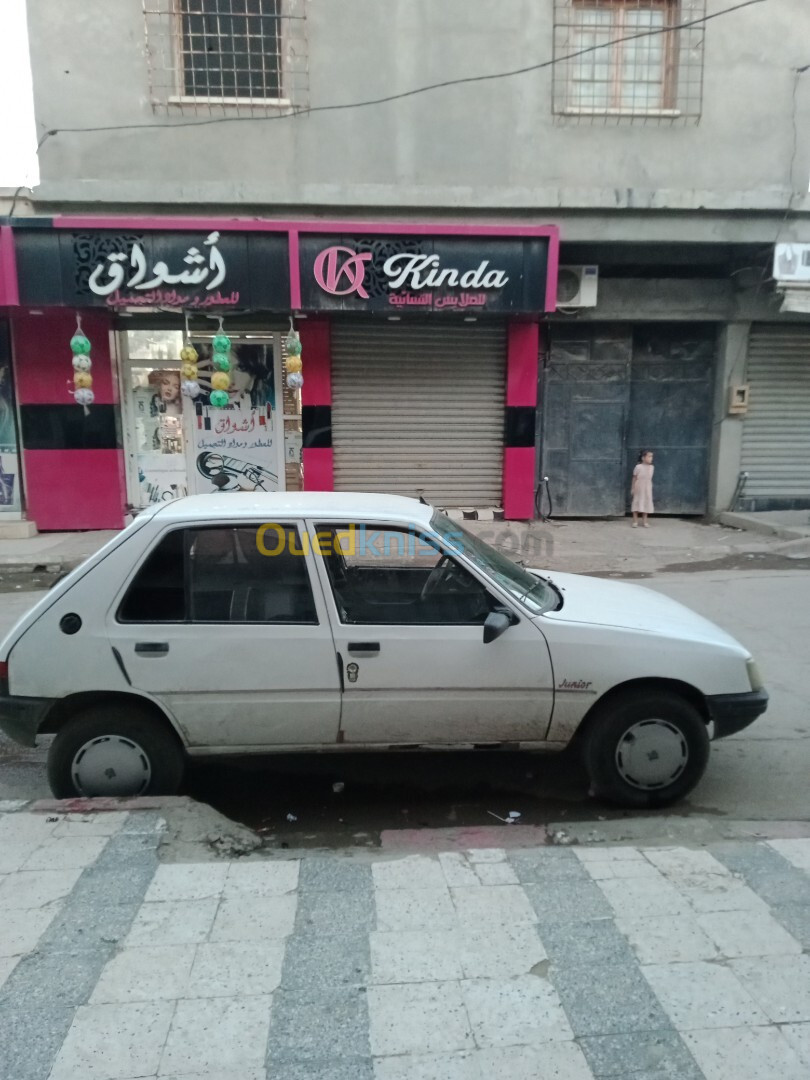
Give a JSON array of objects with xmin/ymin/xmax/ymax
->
[{"xmin": 6, "ymin": 219, "xmax": 559, "ymax": 530}]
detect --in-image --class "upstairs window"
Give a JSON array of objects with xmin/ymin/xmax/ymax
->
[
  {"xmin": 553, "ymin": 0, "xmax": 705, "ymax": 123},
  {"xmin": 144, "ymin": 0, "xmax": 309, "ymax": 115}
]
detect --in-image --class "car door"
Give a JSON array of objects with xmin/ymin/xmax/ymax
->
[
  {"xmin": 308, "ymin": 520, "xmax": 554, "ymax": 745},
  {"xmin": 106, "ymin": 521, "xmax": 341, "ymax": 749}
]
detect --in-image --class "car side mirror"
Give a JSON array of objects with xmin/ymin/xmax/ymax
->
[{"xmin": 483, "ymin": 610, "xmax": 513, "ymax": 645}]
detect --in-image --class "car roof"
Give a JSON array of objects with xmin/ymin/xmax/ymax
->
[{"xmin": 150, "ymin": 491, "xmax": 435, "ymax": 526}]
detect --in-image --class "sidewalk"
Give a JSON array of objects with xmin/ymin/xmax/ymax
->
[
  {"xmin": 1, "ymin": 515, "xmax": 808, "ymax": 577},
  {"xmin": 2, "ymin": 803, "xmax": 810, "ymax": 1080}
]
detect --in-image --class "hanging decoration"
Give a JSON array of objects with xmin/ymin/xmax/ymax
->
[
  {"xmin": 209, "ymin": 317, "xmax": 231, "ymax": 408},
  {"xmin": 180, "ymin": 313, "xmax": 201, "ymax": 400},
  {"xmin": 69, "ymin": 315, "xmax": 94, "ymax": 414},
  {"xmin": 285, "ymin": 319, "xmax": 304, "ymax": 391}
]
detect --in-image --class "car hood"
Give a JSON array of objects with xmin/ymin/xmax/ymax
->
[{"xmin": 530, "ymin": 569, "xmax": 746, "ymax": 651}]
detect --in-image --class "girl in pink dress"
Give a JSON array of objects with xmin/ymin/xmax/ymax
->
[{"xmin": 631, "ymin": 450, "xmax": 654, "ymax": 528}]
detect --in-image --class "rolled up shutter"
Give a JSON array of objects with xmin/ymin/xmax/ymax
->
[
  {"xmin": 741, "ymin": 326, "xmax": 810, "ymax": 505},
  {"xmin": 331, "ymin": 321, "xmax": 506, "ymax": 506}
]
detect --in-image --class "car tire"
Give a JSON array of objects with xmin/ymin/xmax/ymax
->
[
  {"xmin": 47, "ymin": 703, "xmax": 185, "ymax": 799},
  {"xmin": 582, "ymin": 689, "xmax": 710, "ymax": 809}
]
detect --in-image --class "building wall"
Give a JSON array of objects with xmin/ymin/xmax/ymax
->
[{"xmin": 25, "ymin": 0, "xmax": 810, "ymax": 219}]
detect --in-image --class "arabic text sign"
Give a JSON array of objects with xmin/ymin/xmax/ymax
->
[{"xmin": 14, "ymin": 230, "xmax": 291, "ymax": 310}]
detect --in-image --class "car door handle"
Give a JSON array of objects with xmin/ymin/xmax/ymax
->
[
  {"xmin": 348, "ymin": 642, "xmax": 380, "ymax": 656},
  {"xmin": 134, "ymin": 642, "xmax": 169, "ymax": 656}
]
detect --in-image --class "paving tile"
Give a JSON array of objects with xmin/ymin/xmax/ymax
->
[
  {"xmin": 712, "ymin": 843, "xmax": 810, "ymax": 906},
  {"xmin": 160, "ymin": 996, "xmax": 272, "ymax": 1075},
  {"xmin": 450, "ymin": 885, "xmax": 537, "ymax": 928},
  {"xmin": 297, "ymin": 857, "xmax": 372, "ymax": 893},
  {"xmin": 271, "ymin": 1061, "xmax": 372, "ymax": 1080},
  {"xmin": 642, "ymin": 960, "xmax": 768, "ymax": 1030},
  {"xmin": 368, "ymin": 982, "xmax": 474, "ymax": 1056},
  {"xmin": 466, "ymin": 848, "xmax": 508, "ymax": 864},
  {"xmin": 223, "ymin": 860, "xmax": 299, "ymax": 897},
  {"xmin": 375, "ymin": 888, "xmax": 457, "ymax": 932},
  {"xmin": 770, "ymin": 903, "xmax": 810, "ymax": 948},
  {"xmin": 145, "ymin": 863, "xmax": 228, "ymax": 903},
  {"xmin": 23, "ymin": 835, "xmax": 108, "ymax": 871},
  {"xmin": 370, "ymin": 930, "xmax": 463, "ymax": 984},
  {"xmin": 575, "ymin": 846, "xmax": 647, "ymax": 863},
  {"xmin": 94, "ymin": 831, "xmax": 161, "ymax": 867},
  {"xmin": 458, "ymin": 926, "xmax": 547, "ymax": 979},
  {"xmin": 281, "ymin": 932, "xmax": 370, "ymax": 991},
  {"xmin": 160, "ymin": 1072, "xmax": 266, "ymax": 1080},
  {"xmin": 373, "ymin": 856, "xmax": 447, "ymax": 891},
  {"xmin": 209, "ymin": 894, "xmax": 297, "ymax": 942},
  {"xmin": 2, "ymin": 943, "xmax": 115, "ymax": 1009},
  {"xmin": 617, "ymin": 915, "xmax": 718, "ymax": 964},
  {"xmin": 579, "ymin": 1030, "xmax": 704, "ymax": 1080},
  {"xmin": 51, "ymin": 812, "xmax": 128, "ymax": 837},
  {"xmin": 90, "ymin": 945, "xmax": 196, "ymax": 1003},
  {"xmin": 188, "ymin": 940, "xmax": 285, "ymax": 998},
  {"xmin": 780, "ymin": 1023, "xmax": 810, "ymax": 1067},
  {"xmin": 0, "ymin": 1004, "xmax": 77, "ymax": 1080},
  {"xmin": 697, "ymin": 909, "xmax": 802, "ymax": 958},
  {"xmin": 0, "ymin": 843, "xmax": 39, "ymax": 874},
  {"xmin": 551, "ymin": 961, "xmax": 670, "ymax": 1037},
  {"xmin": 729, "ymin": 955, "xmax": 810, "ymax": 1022},
  {"xmin": 0, "ymin": 813, "xmax": 60, "ymax": 844},
  {"xmin": 476, "ymin": 1042, "xmax": 598, "ymax": 1079},
  {"xmin": 125, "ymin": 899, "xmax": 219, "ymax": 947},
  {"xmin": 540, "ymin": 918, "xmax": 633, "ymax": 969},
  {"xmin": 268, "ymin": 986, "xmax": 370, "ymax": 1062},
  {"xmin": 373, "ymin": 1050, "xmax": 480, "ymax": 1080},
  {"xmin": 43, "ymin": 898, "xmax": 140, "ymax": 952},
  {"xmin": 583, "ymin": 860, "xmax": 664, "ymax": 881},
  {"xmin": 509, "ymin": 849, "xmax": 585, "ymax": 883},
  {"xmin": 439, "ymin": 853, "xmax": 481, "ymax": 887},
  {"xmin": 472, "ymin": 862, "xmax": 519, "ymax": 885},
  {"xmin": 0, "ymin": 906, "xmax": 59, "ymax": 957},
  {"xmin": 71, "ymin": 863, "xmax": 158, "ymax": 908},
  {"xmin": 524, "ymin": 878, "xmax": 613, "ymax": 924},
  {"xmin": 0, "ymin": 956, "xmax": 19, "ymax": 990},
  {"xmin": 684, "ymin": 1025, "xmax": 808, "ymax": 1080},
  {"xmin": 768, "ymin": 839, "xmax": 810, "ymax": 873},
  {"xmin": 49, "ymin": 1001, "xmax": 175, "ymax": 1080},
  {"xmin": 644, "ymin": 847, "xmax": 732, "ymax": 878},
  {"xmin": 597, "ymin": 875, "xmax": 691, "ymax": 918},
  {"xmin": 671, "ymin": 872, "xmax": 770, "ymax": 914},
  {"xmin": 0, "ymin": 868, "xmax": 82, "ymax": 909},
  {"xmin": 461, "ymin": 976, "xmax": 574, "ymax": 1047},
  {"xmin": 295, "ymin": 885, "xmax": 375, "ymax": 934}
]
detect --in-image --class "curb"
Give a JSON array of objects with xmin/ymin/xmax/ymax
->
[{"xmin": 716, "ymin": 511, "xmax": 810, "ymax": 541}]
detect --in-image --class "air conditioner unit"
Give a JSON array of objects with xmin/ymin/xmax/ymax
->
[
  {"xmin": 556, "ymin": 265, "xmax": 599, "ymax": 308},
  {"xmin": 774, "ymin": 243, "xmax": 810, "ymax": 284}
]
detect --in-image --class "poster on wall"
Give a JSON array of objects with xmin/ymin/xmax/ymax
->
[
  {"xmin": 129, "ymin": 366, "xmax": 189, "ymax": 505},
  {"xmin": 0, "ymin": 327, "xmax": 22, "ymax": 515},
  {"xmin": 190, "ymin": 342, "xmax": 280, "ymax": 494}
]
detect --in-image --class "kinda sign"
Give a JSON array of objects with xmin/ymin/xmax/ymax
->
[{"xmin": 313, "ymin": 246, "xmax": 510, "ymax": 298}]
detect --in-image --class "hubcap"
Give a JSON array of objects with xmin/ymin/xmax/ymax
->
[
  {"xmin": 70, "ymin": 735, "xmax": 151, "ymax": 797},
  {"xmin": 615, "ymin": 719, "xmax": 689, "ymax": 791}
]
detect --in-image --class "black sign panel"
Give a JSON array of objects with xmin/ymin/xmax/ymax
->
[
  {"xmin": 298, "ymin": 235, "xmax": 550, "ymax": 314},
  {"xmin": 15, "ymin": 229, "xmax": 291, "ymax": 312}
]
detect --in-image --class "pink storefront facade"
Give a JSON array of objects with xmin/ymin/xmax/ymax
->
[{"xmin": 2, "ymin": 217, "xmax": 559, "ymax": 531}]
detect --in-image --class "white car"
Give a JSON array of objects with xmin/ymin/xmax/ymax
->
[{"xmin": 0, "ymin": 493, "xmax": 767, "ymax": 808}]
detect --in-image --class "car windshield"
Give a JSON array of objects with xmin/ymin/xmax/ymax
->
[{"xmin": 431, "ymin": 511, "xmax": 557, "ymax": 616}]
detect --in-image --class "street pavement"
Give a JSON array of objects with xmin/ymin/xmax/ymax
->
[{"xmin": 2, "ymin": 805, "xmax": 810, "ymax": 1080}]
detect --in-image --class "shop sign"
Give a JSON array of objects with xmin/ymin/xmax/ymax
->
[
  {"xmin": 14, "ymin": 229, "xmax": 291, "ymax": 311},
  {"xmin": 301, "ymin": 235, "xmax": 550, "ymax": 314}
]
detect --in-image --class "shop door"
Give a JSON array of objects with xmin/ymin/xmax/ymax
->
[
  {"xmin": 331, "ymin": 322, "xmax": 506, "ymax": 507},
  {"xmin": 541, "ymin": 330, "xmax": 631, "ymax": 516},
  {"xmin": 121, "ymin": 330, "xmax": 287, "ymax": 509}
]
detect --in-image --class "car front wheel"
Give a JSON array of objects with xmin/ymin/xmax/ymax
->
[
  {"xmin": 582, "ymin": 689, "xmax": 710, "ymax": 808},
  {"xmin": 47, "ymin": 704, "xmax": 185, "ymax": 799}
]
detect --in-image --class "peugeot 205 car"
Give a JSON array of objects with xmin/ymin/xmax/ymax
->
[{"xmin": 0, "ymin": 493, "xmax": 767, "ymax": 808}]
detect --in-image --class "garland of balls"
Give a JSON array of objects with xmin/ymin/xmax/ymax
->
[
  {"xmin": 210, "ymin": 320, "xmax": 232, "ymax": 408},
  {"xmin": 285, "ymin": 323, "xmax": 303, "ymax": 390},
  {"xmin": 180, "ymin": 334, "xmax": 200, "ymax": 400},
  {"xmin": 70, "ymin": 317, "xmax": 94, "ymax": 412}
]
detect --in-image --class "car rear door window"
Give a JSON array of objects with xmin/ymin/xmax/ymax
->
[{"xmin": 118, "ymin": 525, "xmax": 318, "ymax": 624}]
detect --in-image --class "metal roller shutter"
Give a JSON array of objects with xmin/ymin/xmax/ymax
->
[
  {"xmin": 331, "ymin": 322, "xmax": 506, "ymax": 506},
  {"xmin": 741, "ymin": 326, "xmax": 810, "ymax": 505}
]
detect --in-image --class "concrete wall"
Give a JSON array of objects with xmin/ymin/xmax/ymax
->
[{"xmin": 25, "ymin": 0, "xmax": 810, "ymax": 219}]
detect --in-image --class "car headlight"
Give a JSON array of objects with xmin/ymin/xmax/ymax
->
[{"xmin": 746, "ymin": 658, "xmax": 764, "ymax": 692}]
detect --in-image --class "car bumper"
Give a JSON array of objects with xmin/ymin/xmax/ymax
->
[
  {"xmin": 0, "ymin": 695, "xmax": 54, "ymax": 747},
  {"xmin": 707, "ymin": 688, "xmax": 769, "ymax": 739}
]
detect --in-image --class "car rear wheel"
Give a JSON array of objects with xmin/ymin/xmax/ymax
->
[
  {"xmin": 582, "ymin": 689, "xmax": 710, "ymax": 808},
  {"xmin": 47, "ymin": 704, "xmax": 185, "ymax": 799}
]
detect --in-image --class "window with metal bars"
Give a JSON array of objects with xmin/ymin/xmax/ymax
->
[
  {"xmin": 179, "ymin": 0, "xmax": 282, "ymax": 102},
  {"xmin": 144, "ymin": 0, "xmax": 308, "ymax": 115},
  {"xmin": 553, "ymin": 0, "xmax": 706, "ymax": 122}
]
